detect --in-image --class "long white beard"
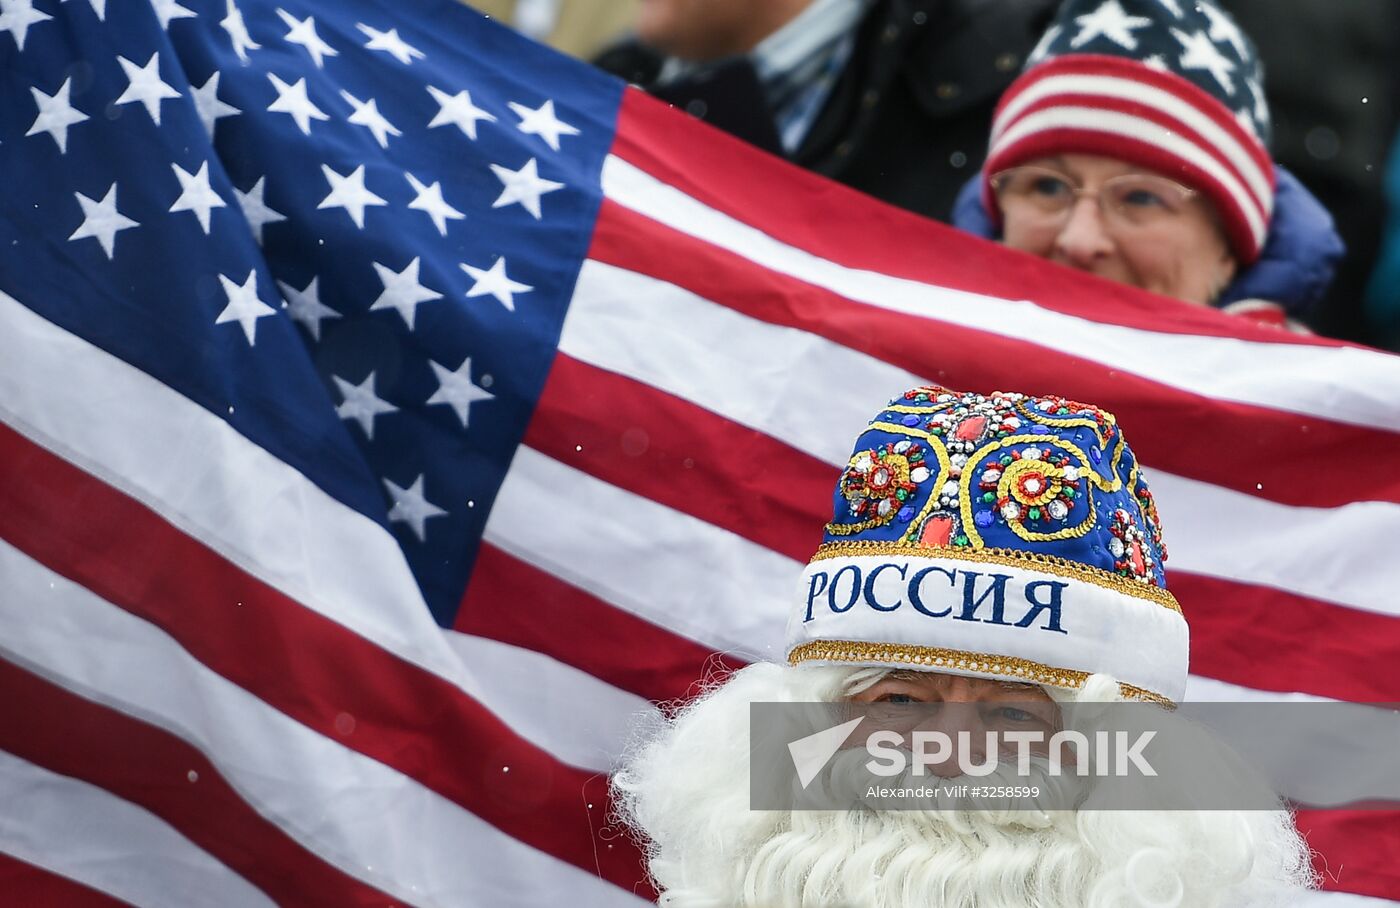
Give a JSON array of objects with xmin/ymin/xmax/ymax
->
[{"xmin": 611, "ymin": 662, "xmax": 1316, "ymax": 908}]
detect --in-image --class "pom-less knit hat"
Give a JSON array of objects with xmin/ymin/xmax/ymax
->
[
  {"xmin": 982, "ymin": 0, "xmax": 1275, "ymax": 264},
  {"xmin": 787, "ymin": 386, "xmax": 1187, "ymax": 705}
]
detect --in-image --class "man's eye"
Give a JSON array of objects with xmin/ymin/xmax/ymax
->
[
  {"xmin": 880, "ymin": 692, "xmax": 917, "ymax": 704},
  {"xmin": 992, "ymin": 706, "xmax": 1035, "ymax": 722}
]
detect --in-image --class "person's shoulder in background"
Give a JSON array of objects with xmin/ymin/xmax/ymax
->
[{"xmin": 592, "ymin": 34, "xmax": 664, "ymax": 87}]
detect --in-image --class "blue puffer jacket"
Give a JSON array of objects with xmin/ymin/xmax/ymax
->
[{"xmin": 950, "ymin": 166, "xmax": 1344, "ymax": 317}]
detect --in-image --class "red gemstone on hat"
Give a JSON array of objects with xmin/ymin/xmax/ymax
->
[
  {"xmin": 920, "ymin": 516, "xmax": 953, "ymax": 547},
  {"xmin": 954, "ymin": 416, "xmax": 986, "ymax": 440},
  {"xmin": 1130, "ymin": 542, "xmax": 1146, "ymax": 575}
]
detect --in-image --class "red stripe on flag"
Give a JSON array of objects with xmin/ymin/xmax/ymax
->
[
  {"xmin": 587, "ymin": 199, "xmax": 1400, "ymax": 510},
  {"xmin": 1176, "ymin": 573, "xmax": 1400, "ymax": 701},
  {"xmin": 459, "ymin": 542, "xmax": 741, "ymax": 704},
  {"xmin": 0, "ymin": 421, "xmax": 652, "ymax": 898},
  {"xmin": 0, "ymin": 657, "xmax": 394, "ymax": 907},
  {"xmin": 1296, "ymin": 809, "xmax": 1400, "ymax": 899},
  {"xmin": 610, "ymin": 88, "xmax": 1343, "ymax": 348},
  {"xmin": 523, "ymin": 353, "xmax": 1399, "ymax": 703},
  {"xmin": 0, "ymin": 853, "xmax": 134, "ymax": 908},
  {"xmin": 527, "ymin": 352, "xmax": 832, "ymax": 564}
]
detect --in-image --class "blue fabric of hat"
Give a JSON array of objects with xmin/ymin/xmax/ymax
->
[{"xmin": 787, "ymin": 386, "xmax": 1187, "ymax": 704}]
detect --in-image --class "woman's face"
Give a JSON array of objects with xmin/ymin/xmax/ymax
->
[{"xmin": 995, "ymin": 153, "xmax": 1238, "ymax": 306}]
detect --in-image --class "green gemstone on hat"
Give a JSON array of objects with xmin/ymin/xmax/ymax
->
[
  {"xmin": 954, "ymin": 534, "xmax": 968, "ymax": 546},
  {"xmin": 1029, "ymin": 507, "xmax": 1041, "ymax": 519},
  {"xmin": 982, "ymin": 491, "xmax": 994, "ymax": 503}
]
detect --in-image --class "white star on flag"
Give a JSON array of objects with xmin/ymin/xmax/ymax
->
[
  {"xmin": 1198, "ymin": 2, "xmax": 1247, "ymax": 59},
  {"xmin": 214, "ymin": 270, "xmax": 277, "ymax": 346},
  {"xmin": 1071, "ymin": 0, "xmax": 1153, "ymax": 51},
  {"xmin": 190, "ymin": 71, "xmax": 240, "ymax": 137},
  {"xmin": 405, "ymin": 173, "xmax": 465, "ymax": 236},
  {"xmin": 332, "ymin": 371, "xmax": 399, "ymax": 440},
  {"xmin": 0, "ymin": 0, "xmax": 52, "ymax": 52},
  {"xmin": 114, "ymin": 53, "xmax": 181, "ymax": 125},
  {"xmin": 340, "ymin": 90, "xmax": 402, "ymax": 148},
  {"xmin": 509, "ymin": 99, "xmax": 579, "ymax": 152},
  {"xmin": 382, "ymin": 475, "xmax": 447, "ymax": 542},
  {"xmin": 169, "ymin": 161, "xmax": 227, "ymax": 234},
  {"xmin": 220, "ymin": 0, "xmax": 261, "ymax": 64},
  {"xmin": 489, "ymin": 157, "xmax": 563, "ymax": 219},
  {"xmin": 427, "ymin": 85, "xmax": 495, "ymax": 139},
  {"xmin": 357, "ymin": 23, "xmax": 424, "ymax": 64},
  {"xmin": 1026, "ymin": 24, "xmax": 1062, "ymax": 64},
  {"xmin": 1172, "ymin": 27, "xmax": 1236, "ymax": 93},
  {"xmin": 63, "ymin": 0, "xmax": 107, "ymax": 21},
  {"xmin": 460, "ymin": 257, "xmax": 532, "ymax": 311},
  {"xmin": 1245, "ymin": 75, "xmax": 1269, "ymax": 128},
  {"xmin": 68, "ymin": 184, "xmax": 139, "ymax": 259},
  {"xmin": 369, "ymin": 256, "xmax": 442, "ymax": 330},
  {"xmin": 150, "ymin": 0, "xmax": 196, "ymax": 29},
  {"xmin": 234, "ymin": 176, "xmax": 287, "ymax": 245},
  {"xmin": 317, "ymin": 164, "xmax": 387, "ymax": 229},
  {"xmin": 277, "ymin": 8, "xmax": 338, "ymax": 68},
  {"xmin": 277, "ymin": 276, "xmax": 340, "ymax": 341},
  {"xmin": 26, "ymin": 78, "xmax": 88, "ymax": 154},
  {"xmin": 267, "ymin": 73, "xmax": 329, "ymax": 135},
  {"xmin": 427, "ymin": 357, "xmax": 494, "ymax": 429}
]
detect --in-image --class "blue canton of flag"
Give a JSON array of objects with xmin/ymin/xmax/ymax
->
[{"xmin": 0, "ymin": 0, "xmax": 623, "ymax": 625}]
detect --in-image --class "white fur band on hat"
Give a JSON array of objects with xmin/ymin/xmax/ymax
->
[{"xmin": 787, "ymin": 546, "xmax": 1188, "ymax": 704}]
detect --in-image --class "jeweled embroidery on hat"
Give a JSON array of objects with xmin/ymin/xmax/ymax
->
[
  {"xmin": 821, "ymin": 384, "xmax": 1169, "ymax": 588},
  {"xmin": 831, "ymin": 440, "xmax": 933, "ymax": 535}
]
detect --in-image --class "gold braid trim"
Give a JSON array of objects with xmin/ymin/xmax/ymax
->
[
  {"xmin": 806, "ymin": 540, "xmax": 1182, "ymax": 614},
  {"xmin": 789, "ymin": 639, "xmax": 1174, "ymax": 707}
]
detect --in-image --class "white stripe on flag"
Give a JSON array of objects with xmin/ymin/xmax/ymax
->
[
  {"xmin": 600, "ymin": 156, "xmax": 1400, "ymax": 433},
  {"xmin": 1180, "ymin": 676, "xmax": 1400, "ymax": 808},
  {"xmin": 1186, "ymin": 674, "xmax": 1337, "ymax": 704},
  {"xmin": 443, "ymin": 630, "xmax": 658, "ymax": 771},
  {"xmin": 564, "ymin": 260, "xmax": 1399, "ymax": 619},
  {"xmin": 565, "ymin": 259, "xmax": 918, "ymax": 466},
  {"xmin": 0, "ymin": 750, "xmax": 275, "ymax": 908},
  {"xmin": 0, "ymin": 540, "xmax": 640, "ymax": 908},
  {"xmin": 487, "ymin": 445, "xmax": 797, "ymax": 662},
  {"xmin": 1151, "ymin": 470, "xmax": 1400, "ymax": 618}
]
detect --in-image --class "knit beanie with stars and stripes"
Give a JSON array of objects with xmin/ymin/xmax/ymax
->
[{"xmin": 981, "ymin": 0, "xmax": 1275, "ymax": 265}]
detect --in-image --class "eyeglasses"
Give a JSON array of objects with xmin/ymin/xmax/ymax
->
[{"xmin": 990, "ymin": 165, "xmax": 1200, "ymax": 231}]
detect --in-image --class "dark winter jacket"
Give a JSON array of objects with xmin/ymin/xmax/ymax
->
[
  {"xmin": 950, "ymin": 166, "xmax": 1345, "ymax": 322},
  {"xmin": 593, "ymin": 0, "xmax": 1057, "ymax": 223}
]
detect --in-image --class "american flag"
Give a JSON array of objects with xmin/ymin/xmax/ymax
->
[{"xmin": 0, "ymin": 0, "xmax": 1395, "ymax": 904}]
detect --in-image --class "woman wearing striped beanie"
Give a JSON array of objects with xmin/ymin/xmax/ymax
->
[{"xmin": 954, "ymin": 0, "xmax": 1343, "ymax": 330}]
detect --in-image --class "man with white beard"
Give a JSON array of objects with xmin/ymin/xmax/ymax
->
[{"xmin": 613, "ymin": 385, "xmax": 1316, "ymax": 907}]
